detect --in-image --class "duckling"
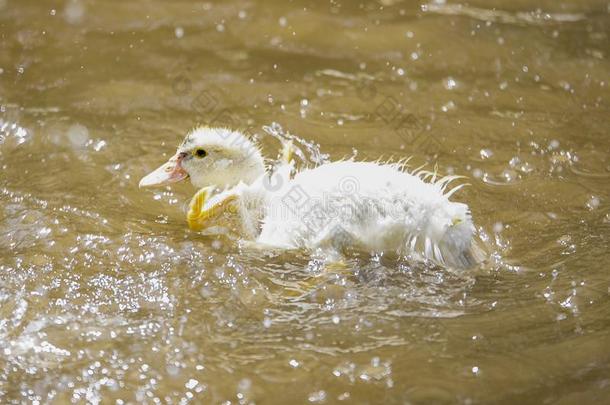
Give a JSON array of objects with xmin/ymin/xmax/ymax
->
[{"xmin": 140, "ymin": 127, "xmax": 481, "ymax": 268}]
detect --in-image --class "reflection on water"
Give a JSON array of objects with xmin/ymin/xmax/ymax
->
[{"xmin": 1, "ymin": 0, "xmax": 609, "ymax": 403}]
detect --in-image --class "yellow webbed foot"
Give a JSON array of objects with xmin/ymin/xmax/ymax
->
[
  {"xmin": 186, "ymin": 187, "xmax": 238, "ymax": 231},
  {"xmin": 187, "ymin": 187, "xmax": 213, "ymax": 231}
]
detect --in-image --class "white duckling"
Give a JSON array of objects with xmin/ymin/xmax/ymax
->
[{"xmin": 140, "ymin": 127, "xmax": 481, "ymax": 268}]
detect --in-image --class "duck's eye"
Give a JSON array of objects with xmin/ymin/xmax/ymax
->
[{"xmin": 194, "ymin": 149, "xmax": 207, "ymax": 158}]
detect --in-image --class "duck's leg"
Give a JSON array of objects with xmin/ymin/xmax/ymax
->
[{"xmin": 186, "ymin": 187, "xmax": 238, "ymax": 231}]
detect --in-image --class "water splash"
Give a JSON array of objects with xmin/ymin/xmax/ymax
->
[{"xmin": 262, "ymin": 122, "xmax": 330, "ymax": 167}]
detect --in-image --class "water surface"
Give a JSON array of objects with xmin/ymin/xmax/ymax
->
[{"xmin": 1, "ymin": 0, "xmax": 609, "ymax": 403}]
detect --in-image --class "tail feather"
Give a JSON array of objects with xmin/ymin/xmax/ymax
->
[{"xmin": 404, "ymin": 214, "xmax": 483, "ymax": 269}]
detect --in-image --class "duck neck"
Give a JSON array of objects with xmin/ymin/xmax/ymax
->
[{"xmin": 238, "ymin": 149, "xmax": 266, "ymax": 186}]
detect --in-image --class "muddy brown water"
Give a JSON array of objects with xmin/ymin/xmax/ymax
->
[{"xmin": 1, "ymin": 0, "xmax": 609, "ymax": 403}]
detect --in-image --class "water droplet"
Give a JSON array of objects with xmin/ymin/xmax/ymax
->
[
  {"xmin": 185, "ymin": 379, "xmax": 198, "ymax": 390},
  {"xmin": 238, "ymin": 378, "xmax": 252, "ymax": 392},
  {"xmin": 67, "ymin": 124, "xmax": 89, "ymax": 148},
  {"xmin": 444, "ymin": 77, "xmax": 457, "ymax": 90},
  {"xmin": 38, "ymin": 227, "xmax": 51, "ymax": 238},
  {"xmin": 480, "ymin": 149, "xmax": 493, "ymax": 159},
  {"xmin": 440, "ymin": 101, "xmax": 456, "ymax": 112},
  {"xmin": 93, "ymin": 140, "xmax": 107, "ymax": 151},
  {"xmin": 64, "ymin": 0, "xmax": 85, "ymax": 24},
  {"xmin": 586, "ymin": 196, "xmax": 600, "ymax": 210},
  {"xmin": 308, "ymin": 390, "xmax": 327, "ymax": 403},
  {"xmin": 501, "ymin": 169, "xmax": 517, "ymax": 182},
  {"xmin": 493, "ymin": 222, "xmax": 503, "ymax": 233}
]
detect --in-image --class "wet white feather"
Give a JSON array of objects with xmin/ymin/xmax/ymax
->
[{"xmin": 249, "ymin": 161, "xmax": 478, "ymax": 267}]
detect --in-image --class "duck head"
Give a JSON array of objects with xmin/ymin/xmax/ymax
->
[{"xmin": 139, "ymin": 127, "xmax": 265, "ymax": 189}]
